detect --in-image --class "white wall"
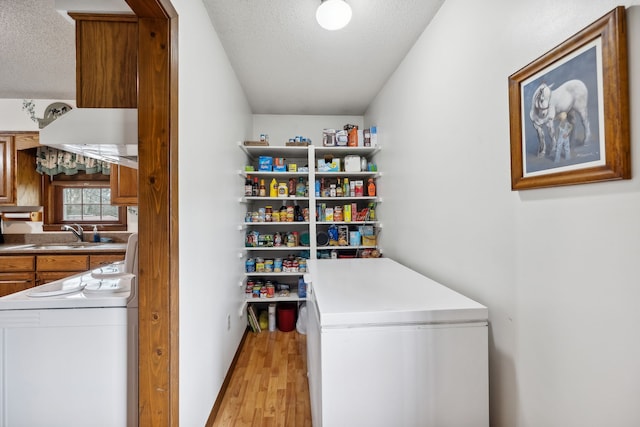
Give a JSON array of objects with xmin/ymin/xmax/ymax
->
[
  {"xmin": 253, "ymin": 114, "xmax": 364, "ymax": 147},
  {"xmin": 172, "ymin": 1, "xmax": 253, "ymax": 425},
  {"xmin": 366, "ymin": 1, "xmax": 640, "ymax": 426},
  {"xmin": 0, "ymin": 99, "xmax": 75, "ymax": 131}
]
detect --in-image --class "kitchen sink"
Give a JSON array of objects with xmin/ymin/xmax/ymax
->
[{"xmin": 7, "ymin": 242, "xmax": 105, "ymax": 250}]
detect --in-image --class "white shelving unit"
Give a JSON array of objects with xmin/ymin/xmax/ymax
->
[{"xmin": 238, "ymin": 142, "xmax": 382, "ymax": 312}]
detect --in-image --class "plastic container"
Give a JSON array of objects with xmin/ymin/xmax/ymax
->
[{"xmin": 277, "ymin": 302, "xmax": 297, "ymax": 332}]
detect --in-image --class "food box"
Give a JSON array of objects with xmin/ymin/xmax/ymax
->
[
  {"xmin": 362, "ymin": 235, "xmax": 376, "ymax": 246},
  {"xmin": 317, "ymin": 158, "xmax": 341, "ymax": 172},
  {"xmin": 273, "ymin": 157, "xmax": 286, "ymax": 172},
  {"xmin": 344, "ymin": 155, "xmax": 361, "ymax": 172},
  {"xmin": 258, "ymin": 156, "xmax": 273, "ymax": 171}
]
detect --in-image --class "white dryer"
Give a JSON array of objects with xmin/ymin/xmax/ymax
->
[{"xmin": 0, "ymin": 234, "xmax": 138, "ymax": 427}]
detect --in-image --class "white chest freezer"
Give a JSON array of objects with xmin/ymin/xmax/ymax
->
[{"xmin": 305, "ymin": 258, "xmax": 489, "ymax": 427}]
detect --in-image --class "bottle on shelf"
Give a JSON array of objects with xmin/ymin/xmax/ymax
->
[
  {"xmin": 245, "ymin": 175, "xmax": 253, "ymax": 196},
  {"xmin": 288, "ymin": 178, "xmax": 296, "ymax": 196},
  {"xmin": 269, "ymin": 178, "xmax": 278, "ymax": 197},
  {"xmin": 343, "ymin": 177, "xmax": 349, "ymax": 197},
  {"xmin": 367, "ymin": 178, "xmax": 376, "ymax": 197},
  {"xmin": 296, "ymin": 177, "xmax": 306, "ymax": 197},
  {"xmin": 259, "ymin": 179, "xmax": 266, "ymax": 197},
  {"xmin": 252, "ymin": 177, "xmax": 259, "ymax": 196},
  {"xmin": 336, "ymin": 178, "xmax": 343, "ymax": 197},
  {"xmin": 315, "ymin": 179, "xmax": 320, "ymax": 197}
]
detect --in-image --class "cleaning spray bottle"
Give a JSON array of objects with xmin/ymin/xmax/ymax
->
[{"xmin": 93, "ymin": 225, "xmax": 101, "ymax": 242}]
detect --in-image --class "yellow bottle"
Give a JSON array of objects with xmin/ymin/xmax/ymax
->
[{"xmin": 269, "ymin": 178, "xmax": 278, "ymax": 197}]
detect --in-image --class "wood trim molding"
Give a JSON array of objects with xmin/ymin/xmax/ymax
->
[{"xmin": 125, "ymin": 0, "xmax": 178, "ymax": 425}]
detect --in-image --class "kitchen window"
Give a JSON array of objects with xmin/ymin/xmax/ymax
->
[{"xmin": 42, "ymin": 172, "xmax": 127, "ymax": 231}]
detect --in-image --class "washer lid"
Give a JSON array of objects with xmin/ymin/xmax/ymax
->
[
  {"xmin": 0, "ymin": 272, "xmax": 132, "ymax": 310},
  {"xmin": 27, "ymin": 279, "xmax": 86, "ymax": 297}
]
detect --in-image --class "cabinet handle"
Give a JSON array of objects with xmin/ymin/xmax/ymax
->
[{"xmin": 0, "ymin": 280, "xmax": 32, "ymax": 284}]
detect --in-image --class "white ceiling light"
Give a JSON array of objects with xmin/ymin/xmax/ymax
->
[{"xmin": 316, "ymin": 0, "xmax": 352, "ymax": 31}]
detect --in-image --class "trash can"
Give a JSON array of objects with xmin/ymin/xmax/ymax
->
[{"xmin": 277, "ymin": 302, "xmax": 297, "ymax": 332}]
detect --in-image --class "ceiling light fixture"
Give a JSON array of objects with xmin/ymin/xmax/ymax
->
[{"xmin": 316, "ymin": 0, "xmax": 352, "ymax": 31}]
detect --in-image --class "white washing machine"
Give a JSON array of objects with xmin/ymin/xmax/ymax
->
[{"xmin": 0, "ymin": 234, "xmax": 138, "ymax": 427}]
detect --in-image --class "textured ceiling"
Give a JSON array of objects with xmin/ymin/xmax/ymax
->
[
  {"xmin": 0, "ymin": 0, "xmax": 76, "ymax": 100},
  {"xmin": 0, "ymin": 0, "xmax": 444, "ymax": 115},
  {"xmin": 204, "ymin": 0, "xmax": 444, "ymax": 115}
]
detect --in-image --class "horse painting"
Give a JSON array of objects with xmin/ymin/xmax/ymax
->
[{"xmin": 529, "ymin": 79, "xmax": 591, "ymax": 157}]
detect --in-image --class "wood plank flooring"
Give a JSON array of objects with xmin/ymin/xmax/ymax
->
[{"xmin": 211, "ymin": 330, "xmax": 312, "ymax": 427}]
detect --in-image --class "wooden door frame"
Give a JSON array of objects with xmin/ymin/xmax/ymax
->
[{"xmin": 125, "ymin": 0, "xmax": 179, "ymax": 425}]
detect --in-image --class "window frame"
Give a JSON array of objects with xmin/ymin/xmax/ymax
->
[{"xmin": 42, "ymin": 172, "xmax": 127, "ymax": 232}]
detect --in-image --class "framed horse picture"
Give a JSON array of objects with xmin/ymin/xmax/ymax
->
[{"xmin": 508, "ymin": 7, "xmax": 630, "ymax": 190}]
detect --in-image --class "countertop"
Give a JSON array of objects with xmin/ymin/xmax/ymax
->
[
  {"xmin": 306, "ymin": 258, "xmax": 488, "ymax": 327},
  {"xmin": 0, "ymin": 242, "xmax": 127, "ymax": 254}
]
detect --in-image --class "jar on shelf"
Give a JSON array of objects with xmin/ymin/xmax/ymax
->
[
  {"xmin": 334, "ymin": 206, "xmax": 343, "ymax": 222},
  {"xmin": 255, "ymin": 257, "xmax": 265, "ymax": 272}
]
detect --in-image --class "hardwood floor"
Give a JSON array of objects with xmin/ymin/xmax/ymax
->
[{"xmin": 211, "ymin": 329, "xmax": 312, "ymax": 426}]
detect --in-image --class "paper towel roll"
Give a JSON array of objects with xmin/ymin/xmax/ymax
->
[{"xmin": 268, "ymin": 304, "xmax": 276, "ymax": 332}]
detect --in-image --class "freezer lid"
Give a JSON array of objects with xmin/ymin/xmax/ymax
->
[{"xmin": 308, "ymin": 258, "xmax": 488, "ymax": 328}]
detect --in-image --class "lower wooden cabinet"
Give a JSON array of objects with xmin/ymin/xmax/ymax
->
[
  {"xmin": 0, "ymin": 255, "xmax": 36, "ymax": 297},
  {"xmin": 0, "ymin": 252, "xmax": 125, "ymax": 292},
  {"xmin": 0, "ymin": 273, "xmax": 36, "ymax": 297}
]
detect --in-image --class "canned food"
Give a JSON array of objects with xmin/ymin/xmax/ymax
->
[
  {"xmin": 252, "ymin": 286, "xmax": 261, "ymax": 298},
  {"xmin": 266, "ymin": 284, "xmax": 275, "ymax": 298}
]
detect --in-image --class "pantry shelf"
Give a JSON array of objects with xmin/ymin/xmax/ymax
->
[
  {"xmin": 244, "ymin": 294, "xmax": 305, "ymax": 303},
  {"xmin": 245, "ymin": 272, "xmax": 305, "ymax": 277},
  {"xmin": 244, "ymin": 246, "xmax": 309, "ymax": 251}
]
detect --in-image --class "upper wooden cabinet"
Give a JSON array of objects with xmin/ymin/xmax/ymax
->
[
  {"xmin": 0, "ymin": 133, "xmax": 41, "ymax": 206},
  {"xmin": 70, "ymin": 13, "xmax": 138, "ymax": 108},
  {"xmin": 110, "ymin": 165, "xmax": 138, "ymax": 206},
  {"xmin": 0, "ymin": 136, "xmax": 14, "ymax": 205}
]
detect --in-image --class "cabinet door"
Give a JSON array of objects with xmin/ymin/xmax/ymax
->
[
  {"xmin": 0, "ymin": 272, "xmax": 36, "ymax": 297},
  {"xmin": 110, "ymin": 165, "xmax": 138, "ymax": 205},
  {"xmin": 16, "ymin": 149, "xmax": 41, "ymax": 206},
  {"xmin": 0, "ymin": 136, "xmax": 15, "ymax": 205},
  {"xmin": 36, "ymin": 255, "xmax": 89, "ymax": 272},
  {"xmin": 0, "ymin": 255, "xmax": 35, "ymax": 272},
  {"xmin": 70, "ymin": 13, "xmax": 138, "ymax": 108}
]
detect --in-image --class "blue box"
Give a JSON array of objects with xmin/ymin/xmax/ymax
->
[{"xmin": 258, "ymin": 156, "xmax": 273, "ymax": 171}]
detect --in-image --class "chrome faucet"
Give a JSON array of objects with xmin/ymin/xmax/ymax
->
[{"xmin": 62, "ymin": 224, "xmax": 84, "ymax": 242}]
